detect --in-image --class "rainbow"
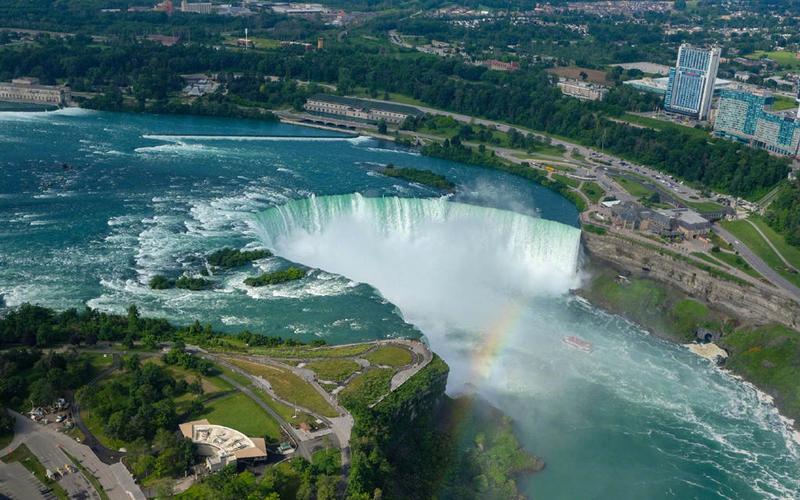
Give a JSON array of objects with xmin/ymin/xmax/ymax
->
[{"xmin": 469, "ymin": 301, "xmax": 526, "ymax": 381}]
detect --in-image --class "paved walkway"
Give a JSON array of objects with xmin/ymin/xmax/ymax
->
[{"xmin": 0, "ymin": 410, "xmax": 145, "ymax": 500}]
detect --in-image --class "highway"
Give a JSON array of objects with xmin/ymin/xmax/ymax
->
[
  {"xmin": 713, "ymin": 225, "xmax": 800, "ymax": 298},
  {"xmin": 359, "ymin": 96, "xmax": 725, "ymax": 207}
]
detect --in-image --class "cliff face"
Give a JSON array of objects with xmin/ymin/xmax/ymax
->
[{"xmin": 582, "ymin": 232, "xmax": 800, "ymax": 330}]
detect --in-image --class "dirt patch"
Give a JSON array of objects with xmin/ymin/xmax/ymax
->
[{"xmin": 547, "ymin": 66, "xmax": 610, "ymax": 85}]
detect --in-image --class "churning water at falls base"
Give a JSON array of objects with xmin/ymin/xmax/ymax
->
[
  {"xmin": 251, "ymin": 194, "xmax": 800, "ymax": 499},
  {"xmin": 1, "ymin": 109, "xmax": 799, "ymax": 498}
]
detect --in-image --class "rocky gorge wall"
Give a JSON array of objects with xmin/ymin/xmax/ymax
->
[{"xmin": 581, "ymin": 231, "xmax": 800, "ymax": 330}]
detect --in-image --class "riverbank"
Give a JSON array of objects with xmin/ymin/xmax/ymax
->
[
  {"xmin": 278, "ymin": 111, "xmax": 800, "ymax": 435},
  {"xmin": 276, "ymin": 113, "xmax": 589, "ymax": 212},
  {"xmin": 578, "ymin": 241, "xmax": 800, "ymax": 432}
]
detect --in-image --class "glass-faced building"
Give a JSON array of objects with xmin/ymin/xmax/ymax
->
[
  {"xmin": 714, "ymin": 89, "xmax": 800, "ymax": 158},
  {"xmin": 664, "ymin": 45, "xmax": 721, "ymax": 120}
]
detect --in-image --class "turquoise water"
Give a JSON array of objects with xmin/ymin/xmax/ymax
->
[{"xmin": 1, "ymin": 108, "xmax": 798, "ymax": 498}]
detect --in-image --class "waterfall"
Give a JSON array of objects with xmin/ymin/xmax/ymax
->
[{"xmin": 250, "ymin": 193, "xmax": 582, "ymax": 287}]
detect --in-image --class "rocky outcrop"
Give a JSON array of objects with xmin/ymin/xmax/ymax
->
[{"xmin": 582, "ymin": 231, "xmax": 800, "ymax": 329}]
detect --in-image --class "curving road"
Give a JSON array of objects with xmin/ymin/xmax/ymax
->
[{"xmin": 713, "ymin": 225, "xmax": 800, "ymax": 299}]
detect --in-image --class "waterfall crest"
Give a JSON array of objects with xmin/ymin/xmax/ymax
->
[{"xmin": 251, "ymin": 193, "xmax": 582, "ymax": 286}]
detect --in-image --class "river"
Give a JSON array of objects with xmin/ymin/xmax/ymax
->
[{"xmin": 1, "ymin": 108, "xmax": 798, "ymax": 498}]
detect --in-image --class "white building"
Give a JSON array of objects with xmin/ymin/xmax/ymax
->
[
  {"xmin": 664, "ymin": 44, "xmax": 721, "ymax": 120},
  {"xmin": 179, "ymin": 419, "xmax": 268, "ymax": 472},
  {"xmin": 0, "ymin": 77, "xmax": 70, "ymax": 106}
]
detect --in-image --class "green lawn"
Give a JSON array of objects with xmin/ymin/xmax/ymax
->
[
  {"xmin": 385, "ymin": 92, "xmax": 428, "ymax": 107},
  {"xmin": 2, "ymin": 444, "xmax": 69, "ymax": 500},
  {"xmin": 679, "ymin": 197, "xmax": 725, "ymax": 213},
  {"xmin": 720, "ymin": 218, "xmax": 800, "ymax": 287},
  {"xmin": 580, "ymin": 182, "xmax": 605, "ymax": 203},
  {"xmin": 223, "ymin": 35, "xmax": 280, "ymax": 50},
  {"xmin": 195, "ymin": 392, "xmax": 282, "ymax": 442},
  {"xmin": 227, "ymin": 359, "xmax": 338, "ymax": 417},
  {"xmin": 364, "ymin": 345, "xmax": 413, "ymax": 368},
  {"xmin": 82, "ymin": 353, "xmax": 114, "ymax": 371},
  {"xmin": 584, "ymin": 271, "xmax": 715, "ymax": 341},
  {"xmin": 707, "ymin": 250, "xmax": 760, "ymax": 278},
  {"xmin": 252, "ymin": 343, "xmax": 374, "ymax": 359},
  {"xmin": 553, "ymin": 173, "xmax": 579, "ymax": 188},
  {"xmin": 748, "ymin": 216, "xmax": 800, "ymax": 269},
  {"xmin": 305, "ymin": 359, "xmax": 361, "ymax": 383},
  {"xmin": 771, "ymin": 95, "xmax": 798, "ymax": 111},
  {"xmin": 747, "ymin": 50, "xmax": 800, "ymax": 69},
  {"xmin": 613, "ymin": 175, "xmax": 653, "ymax": 198},
  {"xmin": 620, "ymin": 113, "xmax": 709, "ymax": 139},
  {"xmin": 722, "ymin": 324, "xmax": 800, "ymax": 420},
  {"xmin": 250, "ymin": 387, "xmax": 317, "ymax": 428},
  {"xmin": 339, "ymin": 368, "xmax": 394, "ymax": 409}
]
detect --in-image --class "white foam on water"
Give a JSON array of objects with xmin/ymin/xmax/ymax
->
[
  {"xmin": 364, "ymin": 146, "xmax": 421, "ymax": 156},
  {"xmin": 247, "ymin": 192, "xmax": 800, "ymax": 498},
  {"xmin": 134, "ymin": 141, "xmax": 221, "ymax": 156},
  {"xmin": 142, "ymin": 134, "xmax": 358, "ymax": 142},
  {"xmin": 0, "ymin": 107, "xmax": 93, "ymax": 122}
]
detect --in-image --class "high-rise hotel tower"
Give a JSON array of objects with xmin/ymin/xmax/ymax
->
[{"xmin": 664, "ymin": 44, "xmax": 721, "ymax": 120}]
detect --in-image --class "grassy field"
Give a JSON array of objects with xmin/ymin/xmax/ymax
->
[
  {"xmin": 364, "ymin": 345, "xmax": 413, "ymax": 368},
  {"xmin": 720, "ymin": 219, "xmax": 800, "ymax": 287},
  {"xmin": 582, "ymin": 270, "xmax": 716, "ymax": 341},
  {"xmin": 722, "ymin": 324, "xmax": 800, "ymax": 419},
  {"xmin": 82, "ymin": 353, "xmax": 115, "ymax": 371},
  {"xmin": 708, "ymin": 250, "xmax": 760, "ymax": 278},
  {"xmin": 620, "ymin": 114, "xmax": 709, "ymax": 140},
  {"xmin": 771, "ymin": 95, "xmax": 798, "ymax": 111},
  {"xmin": 222, "ymin": 35, "xmax": 281, "ymax": 50},
  {"xmin": 338, "ymin": 368, "xmax": 394, "ymax": 409},
  {"xmin": 250, "ymin": 387, "xmax": 317, "ymax": 428},
  {"xmin": 553, "ymin": 173, "xmax": 579, "ymax": 188},
  {"xmin": 747, "ymin": 50, "xmax": 800, "ymax": 69},
  {"xmin": 227, "ymin": 359, "xmax": 338, "ymax": 417},
  {"xmin": 2, "ymin": 444, "xmax": 69, "ymax": 500},
  {"xmin": 547, "ymin": 66, "xmax": 610, "ymax": 85},
  {"xmin": 161, "ymin": 362, "xmax": 229, "ymax": 395},
  {"xmin": 384, "ymin": 92, "xmax": 428, "ymax": 107},
  {"xmin": 251, "ymin": 343, "xmax": 374, "ymax": 359},
  {"xmin": 613, "ymin": 175, "xmax": 653, "ymax": 198},
  {"xmin": 580, "ymin": 181, "xmax": 605, "ymax": 203},
  {"xmin": 748, "ymin": 216, "xmax": 800, "ymax": 269},
  {"xmin": 194, "ymin": 392, "xmax": 282, "ymax": 441},
  {"xmin": 680, "ymin": 198, "xmax": 725, "ymax": 213},
  {"xmin": 305, "ymin": 359, "xmax": 360, "ymax": 383}
]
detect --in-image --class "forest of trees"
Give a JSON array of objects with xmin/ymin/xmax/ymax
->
[
  {"xmin": 766, "ymin": 181, "xmax": 800, "ymax": 248},
  {"xmin": 0, "ymin": 35, "xmax": 786, "ymax": 198}
]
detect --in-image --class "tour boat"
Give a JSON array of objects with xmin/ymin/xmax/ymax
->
[{"xmin": 563, "ymin": 335, "xmax": 592, "ymax": 352}]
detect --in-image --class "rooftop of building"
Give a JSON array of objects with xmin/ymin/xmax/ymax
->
[
  {"xmin": 307, "ymin": 94, "xmax": 425, "ymax": 116},
  {"xmin": 656, "ymin": 208, "xmax": 710, "ymax": 226},
  {"xmin": 179, "ymin": 419, "xmax": 267, "ymax": 460},
  {"xmin": 0, "ymin": 79, "xmax": 68, "ymax": 91}
]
